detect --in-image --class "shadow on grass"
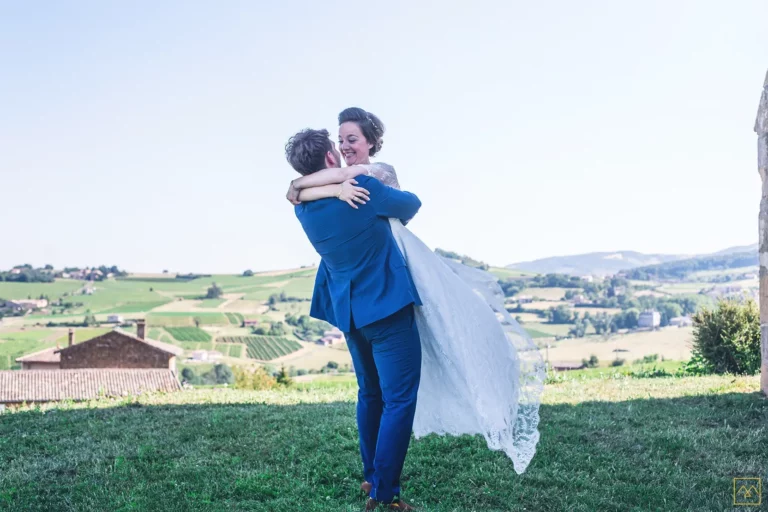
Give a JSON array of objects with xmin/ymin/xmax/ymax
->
[{"xmin": 0, "ymin": 390, "xmax": 766, "ymax": 512}]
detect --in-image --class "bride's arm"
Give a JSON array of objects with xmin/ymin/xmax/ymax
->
[
  {"xmin": 291, "ymin": 165, "xmax": 368, "ymax": 192},
  {"xmin": 296, "ymin": 181, "xmax": 370, "ymax": 208}
]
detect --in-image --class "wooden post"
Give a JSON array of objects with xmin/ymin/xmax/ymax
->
[{"xmin": 756, "ymin": 69, "xmax": 768, "ymax": 395}]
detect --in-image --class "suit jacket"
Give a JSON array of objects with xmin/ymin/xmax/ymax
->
[{"xmin": 295, "ymin": 175, "xmax": 423, "ymax": 332}]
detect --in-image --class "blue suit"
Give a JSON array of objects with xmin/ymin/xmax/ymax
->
[
  {"xmin": 295, "ymin": 174, "xmax": 423, "ymax": 503},
  {"xmin": 295, "ymin": 175, "xmax": 423, "ymax": 332}
]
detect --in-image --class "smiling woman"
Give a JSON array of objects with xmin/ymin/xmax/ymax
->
[{"xmin": 337, "ymin": 107, "xmax": 385, "ymax": 166}]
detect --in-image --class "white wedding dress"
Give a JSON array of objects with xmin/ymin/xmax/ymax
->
[{"xmin": 361, "ymin": 163, "xmax": 546, "ymax": 474}]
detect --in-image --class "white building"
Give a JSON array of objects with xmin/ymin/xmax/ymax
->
[
  {"xmin": 669, "ymin": 316, "xmax": 693, "ymax": 327},
  {"xmin": 638, "ymin": 310, "xmax": 661, "ymax": 329},
  {"xmin": 188, "ymin": 350, "xmax": 223, "ymax": 362},
  {"xmin": 107, "ymin": 315, "xmax": 124, "ymax": 324}
]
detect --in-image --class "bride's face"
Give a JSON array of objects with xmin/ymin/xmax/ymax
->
[{"xmin": 339, "ymin": 121, "xmax": 373, "ymax": 166}]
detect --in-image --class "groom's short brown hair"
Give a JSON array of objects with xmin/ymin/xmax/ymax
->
[{"xmin": 285, "ymin": 128, "xmax": 332, "ymax": 175}]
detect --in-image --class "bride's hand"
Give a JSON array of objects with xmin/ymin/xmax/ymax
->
[
  {"xmin": 286, "ymin": 180, "xmax": 301, "ymax": 205},
  {"xmin": 338, "ymin": 179, "xmax": 370, "ymax": 209}
]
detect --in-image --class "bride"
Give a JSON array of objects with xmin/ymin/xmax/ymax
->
[{"xmin": 286, "ymin": 107, "xmax": 546, "ymax": 476}]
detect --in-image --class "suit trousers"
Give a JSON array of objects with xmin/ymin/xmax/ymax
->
[{"xmin": 344, "ymin": 304, "xmax": 422, "ymax": 503}]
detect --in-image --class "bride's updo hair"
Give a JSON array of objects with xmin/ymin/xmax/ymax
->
[{"xmin": 338, "ymin": 107, "xmax": 385, "ymax": 156}]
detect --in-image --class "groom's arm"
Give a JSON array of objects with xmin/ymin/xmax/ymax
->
[{"xmin": 364, "ymin": 176, "xmax": 422, "ymax": 225}]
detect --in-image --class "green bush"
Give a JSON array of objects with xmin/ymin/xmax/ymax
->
[
  {"xmin": 232, "ymin": 366, "xmax": 277, "ymax": 390},
  {"xmin": 582, "ymin": 355, "xmax": 599, "ymax": 368},
  {"xmin": 689, "ymin": 299, "xmax": 761, "ymax": 375},
  {"xmin": 611, "ymin": 358, "xmax": 626, "ymax": 367}
]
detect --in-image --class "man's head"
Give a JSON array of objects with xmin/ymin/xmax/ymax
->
[{"xmin": 285, "ymin": 128, "xmax": 342, "ymax": 175}]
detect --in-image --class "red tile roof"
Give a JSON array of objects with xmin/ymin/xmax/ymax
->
[
  {"xmin": 53, "ymin": 329, "xmax": 184, "ymax": 357},
  {"xmin": 0, "ymin": 369, "xmax": 181, "ymax": 404},
  {"xmin": 15, "ymin": 347, "xmax": 61, "ymax": 363}
]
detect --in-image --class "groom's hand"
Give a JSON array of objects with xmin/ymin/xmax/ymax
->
[{"xmin": 286, "ymin": 180, "xmax": 301, "ymax": 205}]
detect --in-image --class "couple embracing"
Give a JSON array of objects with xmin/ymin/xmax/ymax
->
[{"xmin": 285, "ymin": 107, "xmax": 545, "ymax": 510}]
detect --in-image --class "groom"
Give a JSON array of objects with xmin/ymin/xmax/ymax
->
[{"xmin": 285, "ymin": 128, "xmax": 422, "ymax": 510}]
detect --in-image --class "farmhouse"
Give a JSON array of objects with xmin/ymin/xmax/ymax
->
[
  {"xmin": 106, "ymin": 314, "xmax": 124, "ymax": 323},
  {"xmin": 1, "ymin": 299, "xmax": 48, "ymax": 311},
  {"xmin": 15, "ymin": 320, "xmax": 182, "ymax": 371},
  {"xmin": 316, "ymin": 328, "xmax": 345, "ymax": 347},
  {"xmin": 4, "ymin": 320, "xmax": 184, "ymax": 406}
]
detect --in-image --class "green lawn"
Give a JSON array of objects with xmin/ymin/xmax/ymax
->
[{"xmin": 0, "ymin": 374, "xmax": 763, "ymax": 510}]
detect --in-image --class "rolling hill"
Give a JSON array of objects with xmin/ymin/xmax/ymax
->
[
  {"xmin": 505, "ymin": 251, "xmax": 689, "ymax": 276},
  {"xmin": 506, "ymin": 244, "xmax": 758, "ymax": 277}
]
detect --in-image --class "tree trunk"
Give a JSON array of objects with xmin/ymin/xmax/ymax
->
[{"xmin": 756, "ymin": 69, "xmax": 768, "ymax": 395}]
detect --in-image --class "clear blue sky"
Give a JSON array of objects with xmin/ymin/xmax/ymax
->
[{"xmin": 1, "ymin": 1, "xmax": 766, "ymax": 273}]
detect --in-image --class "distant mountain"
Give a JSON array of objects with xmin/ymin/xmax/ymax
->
[
  {"xmin": 506, "ymin": 251, "xmax": 689, "ymax": 277},
  {"xmin": 506, "ymin": 244, "xmax": 758, "ymax": 277},
  {"xmin": 710, "ymin": 243, "xmax": 758, "ymax": 256},
  {"xmin": 623, "ymin": 250, "xmax": 758, "ymax": 281}
]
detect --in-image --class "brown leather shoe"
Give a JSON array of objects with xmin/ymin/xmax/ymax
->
[
  {"xmin": 364, "ymin": 497, "xmax": 417, "ymax": 511},
  {"xmin": 361, "ymin": 481, "xmax": 373, "ymax": 495}
]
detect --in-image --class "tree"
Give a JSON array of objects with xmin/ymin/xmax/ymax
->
[
  {"xmin": 589, "ymin": 312, "xmax": 610, "ymax": 335},
  {"xmin": 276, "ymin": 365, "xmax": 293, "ymax": 386},
  {"xmin": 689, "ymin": 299, "xmax": 761, "ymax": 375},
  {"xmin": 181, "ymin": 367, "xmax": 199, "ymax": 384},
  {"xmin": 568, "ymin": 319, "xmax": 588, "ymax": 338},
  {"xmin": 268, "ymin": 322, "xmax": 287, "ymax": 336},
  {"xmin": 243, "ymin": 270, "xmax": 254, "ymax": 277},
  {"xmin": 213, "ymin": 364, "xmax": 234, "ymax": 385},
  {"xmin": 548, "ymin": 305, "xmax": 574, "ymax": 324},
  {"xmin": 581, "ymin": 354, "xmax": 599, "ymax": 368},
  {"xmin": 193, "ymin": 317, "xmax": 202, "ymax": 328},
  {"xmin": 657, "ymin": 302, "xmax": 683, "ymax": 327},
  {"xmin": 758, "ymin": 68, "xmax": 768, "ymax": 394},
  {"xmin": 206, "ymin": 282, "xmax": 223, "ymax": 299},
  {"xmin": 326, "ymin": 361, "xmax": 339, "ymax": 369},
  {"xmin": 233, "ymin": 366, "xmax": 277, "ymax": 390}
]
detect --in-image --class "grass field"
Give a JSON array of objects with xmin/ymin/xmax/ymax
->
[
  {"xmin": 146, "ymin": 312, "xmax": 230, "ymax": 327},
  {"xmin": 98, "ymin": 301, "xmax": 172, "ymax": 314},
  {"xmin": 165, "ymin": 327, "xmax": 212, "ymax": 342},
  {"xmin": 523, "ymin": 328, "xmax": 555, "ymax": 339},
  {"xmin": 520, "ymin": 287, "xmax": 571, "ymax": 301},
  {"xmin": 0, "ymin": 330, "xmax": 53, "ymax": 343},
  {"xmin": 0, "ymin": 279, "xmax": 83, "ymax": 300},
  {"xmin": 196, "ymin": 299, "xmax": 225, "ymax": 308},
  {"xmin": 217, "ymin": 336, "xmax": 303, "ymax": 361},
  {"xmin": 55, "ymin": 328, "xmax": 111, "ymax": 345},
  {"xmin": 546, "ymin": 327, "xmax": 694, "ymax": 364},
  {"xmin": 488, "ymin": 267, "xmax": 533, "ymax": 279},
  {"xmin": 524, "ymin": 322, "xmax": 574, "ymax": 337},
  {"xmin": 225, "ymin": 312, "xmax": 244, "ymax": 326},
  {"xmin": 0, "ymin": 374, "xmax": 763, "ymax": 511}
]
